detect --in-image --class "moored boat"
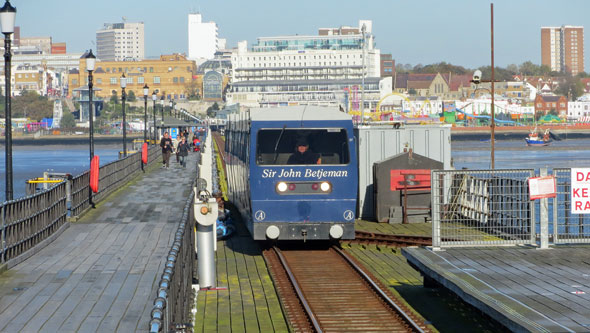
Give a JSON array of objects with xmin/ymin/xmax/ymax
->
[{"xmin": 525, "ymin": 128, "xmax": 551, "ymax": 146}]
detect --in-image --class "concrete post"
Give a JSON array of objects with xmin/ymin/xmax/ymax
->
[
  {"xmin": 539, "ymin": 168, "xmax": 549, "ymax": 249},
  {"xmin": 194, "ymin": 195, "xmax": 218, "ymax": 289}
]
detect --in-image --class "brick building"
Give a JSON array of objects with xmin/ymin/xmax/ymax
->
[{"xmin": 534, "ymin": 94, "xmax": 568, "ymax": 117}]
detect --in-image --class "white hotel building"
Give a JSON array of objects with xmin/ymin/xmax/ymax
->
[
  {"xmin": 188, "ymin": 13, "xmax": 219, "ymax": 64},
  {"xmin": 227, "ymin": 20, "xmax": 382, "ymax": 109}
]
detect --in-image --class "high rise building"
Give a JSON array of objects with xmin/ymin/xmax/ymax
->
[
  {"xmin": 96, "ymin": 22, "xmax": 145, "ymax": 61},
  {"xmin": 541, "ymin": 25, "xmax": 584, "ymax": 75},
  {"xmin": 188, "ymin": 13, "xmax": 218, "ymax": 62}
]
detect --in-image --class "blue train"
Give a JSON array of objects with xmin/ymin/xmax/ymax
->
[{"xmin": 225, "ymin": 106, "xmax": 358, "ymax": 241}]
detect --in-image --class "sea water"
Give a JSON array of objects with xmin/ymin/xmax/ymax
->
[{"xmin": 0, "ymin": 144, "xmax": 120, "ymax": 201}]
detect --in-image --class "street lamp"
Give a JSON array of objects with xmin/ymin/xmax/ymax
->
[
  {"xmin": 143, "ymin": 84, "xmax": 149, "ymax": 143},
  {"xmin": 85, "ymin": 49, "xmax": 96, "ymax": 208},
  {"xmin": 1, "ymin": 0, "xmax": 16, "ymax": 201},
  {"xmin": 121, "ymin": 73, "xmax": 127, "ymax": 157},
  {"xmin": 160, "ymin": 97, "xmax": 164, "ymax": 127},
  {"xmin": 152, "ymin": 91, "xmax": 157, "ymax": 143},
  {"xmin": 169, "ymin": 100, "xmax": 174, "ymax": 117}
]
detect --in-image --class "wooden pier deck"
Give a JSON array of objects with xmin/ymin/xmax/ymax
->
[
  {"xmin": 0, "ymin": 153, "xmax": 198, "ymax": 332},
  {"xmin": 404, "ymin": 245, "xmax": 590, "ymax": 332}
]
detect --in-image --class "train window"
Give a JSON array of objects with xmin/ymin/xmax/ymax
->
[{"xmin": 256, "ymin": 129, "xmax": 350, "ymax": 165}]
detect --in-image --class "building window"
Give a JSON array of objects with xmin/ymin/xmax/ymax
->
[
  {"xmin": 97, "ymin": 78, "xmax": 102, "ymax": 84},
  {"xmin": 173, "ymin": 77, "xmax": 178, "ymax": 83},
  {"xmin": 72, "ymin": 79, "xmax": 78, "ymax": 85},
  {"xmin": 154, "ymin": 76, "xmax": 160, "ymax": 84},
  {"xmin": 138, "ymin": 77, "xmax": 144, "ymax": 84},
  {"xmin": 110, "ymin": 77, "xmax": 117, "ymax": 84},
  {"xmin": 149, "ymin": 67, "xmax": 154, "ymax": 73},
  {"xmin": 180, "ymin": 77, "xmax": 185, "ymax": 83}
]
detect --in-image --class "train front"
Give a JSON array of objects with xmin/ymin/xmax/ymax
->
[{"xmin": 249, "ymin": 108, "xmax": 358, "ymax": 241}]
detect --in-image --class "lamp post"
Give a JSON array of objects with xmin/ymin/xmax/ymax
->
[
  {"xmin": 143, "ymin": 84, "xmax": 149, "ymax": 143},
  {"xmin": 121, "ymin": 73, "xmax": 127, "ymax": 157},
  {"xmin": 85, "ymin": 50, "xmax": 96, "ymax": 160},
  {"xmin": 168, "ymin": 100, "xmax": 173, "ymax": 117},
  {"xmin": 152, "ymin": 91, "xmax": 157, "ymax": 143},
  {"xmin": 85, "ymin": 49, "xmax": 96, "ymax": 208},
  {"xmin": 160, "ymin": 97, "xmax": 164, "ymax": 127},
  {"xmin": 1, "ymin": 0, "xmax": 16, "ymax": 201},
  {"xmin": 470, "ymin": 4, "xmax": 496, "ymax": 169}
]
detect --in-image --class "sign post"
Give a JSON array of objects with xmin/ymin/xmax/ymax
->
[{"xmin": 529, "ymin": 170, "xmax": 556, "ymax": 249}]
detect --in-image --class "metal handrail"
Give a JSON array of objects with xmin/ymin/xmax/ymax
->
[{"xmin": 150, "ymin": 180, "xmax": 196, "ymax": 332}]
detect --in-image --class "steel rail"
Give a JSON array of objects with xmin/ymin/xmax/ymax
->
[
  {"xmin": 273, "ymin": 246, "xmax": 323, "ymax": 333},
  {"xmin": 353, "ymin": 230, "xmax": 433, "ymax": 246},
  {"xmin": 333, "ymin": 246, "xmax": 427, "ymax": 333}
]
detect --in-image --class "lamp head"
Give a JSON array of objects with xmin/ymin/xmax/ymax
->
[
  {"xmin": 85, "ymin": 49, "xmax": 96, "ymax": 72},
  {"xmin": 0, "ymin": 1, "xmax": 16, "ymax": 35},
  {"xmin": 152, "ymin": 91, "xmax": 157, "ymax": 101},
  {"xmin": 472, "ymin": 70, "xmax": 482, "ymax": 84},
  {"xmin": 120, "ymin": 73, "xmax": 126, "ymax": 88},
  {"xmin": 143, "ymin": 84, "xmax": 149, "ymax": 97}
]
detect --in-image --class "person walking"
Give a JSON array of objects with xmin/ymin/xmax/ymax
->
[
  {"xmin": 177, "ymin": 136, "xmax": 190, "ymax": 168},
  {"xmin": 160, "ymin": 132, "xmax": 173, "ymax": 168}
]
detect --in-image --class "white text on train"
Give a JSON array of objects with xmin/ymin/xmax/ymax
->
[{"xmin": 261, "ymin": 168, "xmax": 348, "ymax": 180}]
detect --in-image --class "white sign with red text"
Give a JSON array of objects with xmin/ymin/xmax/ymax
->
[{"xmin": 571, "ymin": 168, "xmax": 590, "ymax": 214}]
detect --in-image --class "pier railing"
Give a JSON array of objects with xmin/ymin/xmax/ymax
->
[
  {"xmin": 0, "ymin": 182, "xmax": 68, "ymax": 264},
  {"xmin": 432, "ymin": 169, "xmax": 536, "ymax": 248},
  {"xmin": 2, "ymin": 145, "xmax": 161, "ymax": 265},
  {"xmin": 432, "ymin": 168, "xmax": 590, "ymax": 248},
  {"xmin": 150, "ymin": 178, "xmax": 197, "ymax": 332}
]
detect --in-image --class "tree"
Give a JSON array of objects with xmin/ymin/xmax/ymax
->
[
  {"xmin": 184, "ymin": 80, "xmax": 200, "ymax": 100},
  {"xmin": 206, "ymin": 102, "xmax": 220, "ymax": 117},
  {"xmin": 12, "ymin": 91, "xmax": 53, "ymax": 121},
  {"xmin": 110, "ymin": 90, "xmax": 119, "ymax": 104},
  {"xmin": 127, "ymin": 90, "xmax": 137, "ymax": 102},
  {"xmin": 408, "ymin": 88, "xmax": 417, "ymax": 96},
  {"xmin": 556, "ymin": 73, "xmax": 584, "ymax": 100},
  {"xmin": 60, "ymin": 112, "xmax": 76, "ymax": 128}
]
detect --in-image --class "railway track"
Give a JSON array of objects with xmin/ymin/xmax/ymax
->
[
  {"xmin": 351, "ymin": 231, "xmax": 433, "ymax": 247},
  {"xmin": 263, "ymin": 245, "xmax": 431, "ymax": 332}
]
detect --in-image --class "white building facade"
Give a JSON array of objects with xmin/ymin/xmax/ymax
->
[
  {"xmin": 188, "ymin": 13, "xmax": 218, "ymax": 62},
  {"xmin": 227, "ymin": 20, "xmax": 381, "ymax": 109},
  {"xmin": 96, "ymin": 22, "xmax": 145, "ymax": 61}
]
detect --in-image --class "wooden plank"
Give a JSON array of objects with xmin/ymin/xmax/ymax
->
[
  {"xmin": 253, "ymin": 249, "xmax": 289, "ymax": 332},
  {"xmin": 226, "ymin": 237, "xmax": 246, "ymax": 332},
  {"xmin": 233, "ymin": 238, "xmax": 260, "ymax": 332},
  {"xmin": 215, "ymin": 240, "xmax": 232, "ymax": 332}
]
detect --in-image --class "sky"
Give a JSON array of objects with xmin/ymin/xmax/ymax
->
[{"xmin": 11, "ymin": 0, "xmax": 590, "ymax": 71}]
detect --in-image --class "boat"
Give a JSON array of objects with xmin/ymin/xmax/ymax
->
[{"xmin": 525, "ymin": 128, "xmax": 551, "ymax": 146}]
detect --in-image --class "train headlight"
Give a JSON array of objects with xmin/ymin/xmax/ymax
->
[
  {"xmin": 276, "ymin": 182, "xmax": 288, "ymax": 192},
  {"xmin": 320, "ymin": 182, "xmax": 331, "ymax": 192}
]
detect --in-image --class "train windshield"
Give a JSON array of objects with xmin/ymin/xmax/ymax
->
[{"xmin": 256, "ymin": 129, "xmax": 350, "ymax": 165}]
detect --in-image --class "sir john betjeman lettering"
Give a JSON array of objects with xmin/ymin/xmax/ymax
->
[{"xmin": 261, "ymin": 168, "xmax": 348, "ymax": 180}]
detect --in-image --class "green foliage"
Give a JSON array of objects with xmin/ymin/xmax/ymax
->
[
  {"xmin": 555, "ymin": 73, "xmax": 584, "ymax": 100},
  {"xmin": 408, "ymin": 88, "xmax": 417, "ymax": 96},
  {"xmin": 184, "ymin": 80, "xmax": 200, "ymax": 100},
  {"xmin": 412, "ymin": 62, "xmax": 470, "ymax": 75},
  {"xmin": 110, "ymin": 91, "xmax": 119, "ymax": 104},
  {"xmin": 206, "ymin": 102, "xmax": 220, "ymax": 117},
  {"xmin": 12, "ymin": 91, "xmax": 53, "ymax": 121},
  {"xmin": 127, "ymin": 90, "xmax": 137, "ymax": 102},
  {"xmin": 60, "ymin": 112, "xmax": 77, "ymax": 128}
]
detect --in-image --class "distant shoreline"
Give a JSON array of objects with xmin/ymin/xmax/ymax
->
[{"xmin": 0, "ymin": 134, "xmax": 145, "ymax": 146}]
